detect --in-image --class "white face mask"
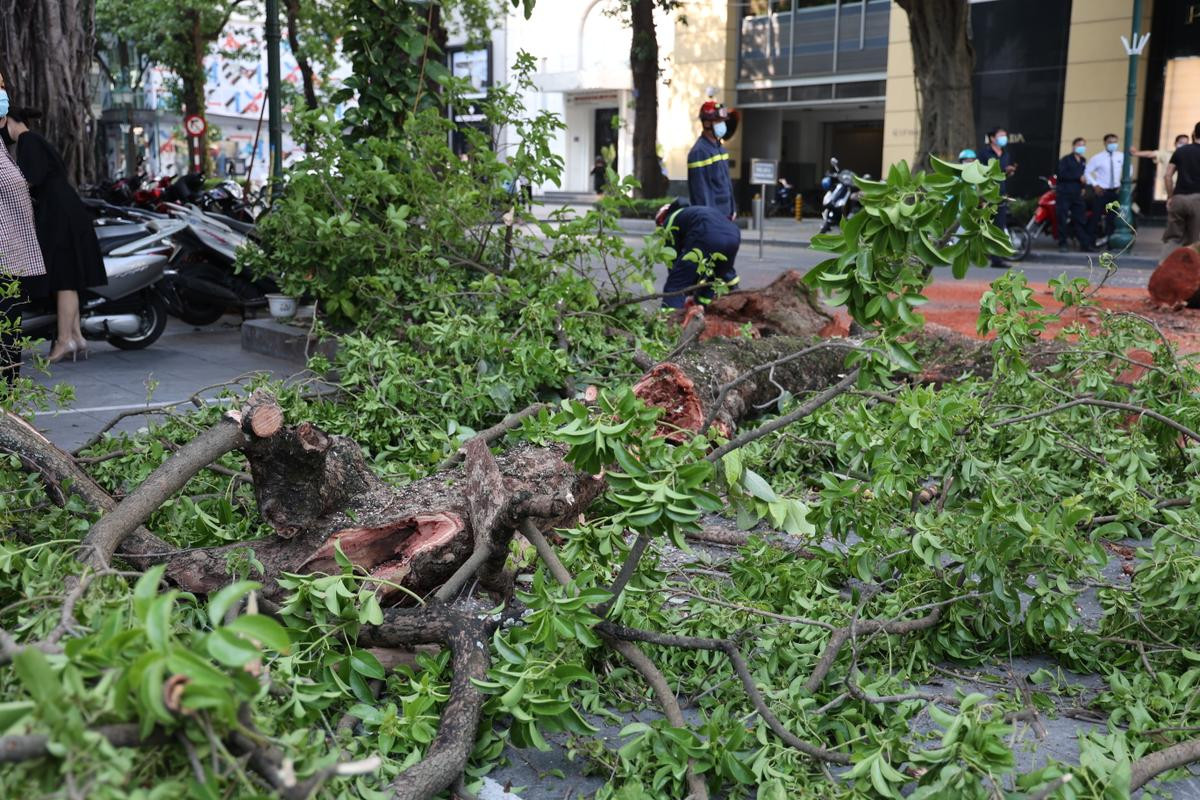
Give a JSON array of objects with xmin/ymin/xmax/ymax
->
[{"xmin": 713, "ymin": 121, "xmax": 727, "ymax": 139}]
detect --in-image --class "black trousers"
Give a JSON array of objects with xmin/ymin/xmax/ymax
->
[
  {"xmin": 1091, "ymin": 187, "xmax": 1119, "ymax": 238},
  {"xmin": 1056, "ymin": 189, "xmax": 1089, "ymax": 247}
]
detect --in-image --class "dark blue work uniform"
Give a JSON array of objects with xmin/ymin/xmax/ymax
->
[
  {"xmin": 687, "ymin": 135, "xmax": 734, "ymax": 218},
  {"xmin": 1055, "ymin": 153, "xmax": 1090, "ymax": 249},
  {"xmin": 661, "ymin": 205, "xmax": 741, "ymax": 308}
]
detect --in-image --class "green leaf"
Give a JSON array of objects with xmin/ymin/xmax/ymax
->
[
  {"xmin": 133, "ymin": 564, "xmax": 166, "ymax": 622},
  {"xmin": 224, "ymin": 615, "xmax": 292, "ymax": 653},
  {"xmin": 13, "ymin": 648, "xmax": 60, "ymax": 704},
  {"xmin": 741, "ymin": 469, "xmax": 778, "ymax": 502},
  {"xmin": 206, "ymin": 629, "xmax": 261, "ymax": 668},
  {"xmin": 349, "ymin": 649, "xmax": 386, "ymax": 679},
  {"xmin": 207, "ymin": 581, "xmax": 262, "ymax": 627},
  {"xmin": 0, "ymin": 701, "xmax": 35, "ymax": 733}
]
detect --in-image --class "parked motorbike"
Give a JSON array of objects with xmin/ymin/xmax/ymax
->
[
  {"xmin": 769, "ymin": 178, "xmax": 797, "ymax": 217},
  {"xmin": 22, "ymin": 221, "xmax": 183, "ymax": 350},
  {"xmin": 1007, "ymin": 175, "xmax": 1103, "ymax": 261},
  {"xmin": 819, "ymin": 159, "xmax": 861, "ymax": 234},
  {"xmin": 156, "ymin": 203, "xmax": 275, "ymax": 326}
]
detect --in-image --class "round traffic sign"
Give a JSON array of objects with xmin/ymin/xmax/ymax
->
[{"xmin": 183, "ymin": 114, "xmax": 207, "ymax": 137}]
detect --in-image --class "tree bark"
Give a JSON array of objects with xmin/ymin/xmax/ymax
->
[
  {"xmin": 630, "ymin": 0, "xmax": 666, "ymax": 198},
  {"xmin": 157, "ymin": 431, "xmax": 604, "ymax": 600},
  {"xmin": 284, "ymin": 0, "xmax": 318, "ymax": 110},
  {"xmin": 894, "ymin": 0, "xmax": 975, "ymax": 171},
  {"xmin": 0, "ymin": 0, "xmax": 97, "ymax": 183},
  {"xmin": 182, "ymin": 9, "xmax": 207, "ymax": 174}
]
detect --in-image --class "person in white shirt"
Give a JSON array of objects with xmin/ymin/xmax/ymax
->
[{"xmin": 1085, "ymin": 133, "xmax": 1123, "ymax": 241}]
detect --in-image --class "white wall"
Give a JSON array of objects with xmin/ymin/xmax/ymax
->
[{"xmin": 484, "ymin": 0, "xmax": 678, "ymax": 193}]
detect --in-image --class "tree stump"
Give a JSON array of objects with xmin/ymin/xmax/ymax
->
[{"xmin": 1148, "ymin": 246, "xmax": 1200, "ymax": 310}]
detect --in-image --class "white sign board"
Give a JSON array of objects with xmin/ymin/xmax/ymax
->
[{"xmin": 750, "ymin": 158, "xmax": 778, "ymax": 185}]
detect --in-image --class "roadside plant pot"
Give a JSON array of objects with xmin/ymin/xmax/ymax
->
[
  {"xmin": 294, "ymin": 304, "xmax": 317, "ymax": 320},
  {"xmin": 266, "ymin": 294, "xmax": 298, "ymax": 319}
]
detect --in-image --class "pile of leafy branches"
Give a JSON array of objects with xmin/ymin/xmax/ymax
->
[
  {"xmin": 238, "ymin": 54, "xmax": 679, "ymax": 477},
  {"xmin": 5, "ymin": 43, "xmax": 1200, "ymax": 800}
]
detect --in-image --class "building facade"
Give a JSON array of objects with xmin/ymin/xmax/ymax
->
[
  {"xmin": 96, "ymin": 15, "xmax": 342, "ymax": 184},
  {"xmin": 646, "ymin": 0, "xmax": 1200, "ymax": 211}
]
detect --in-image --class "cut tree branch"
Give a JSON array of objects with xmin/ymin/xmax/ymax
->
[
  {"xmin": 705, "ymin": 369, "xmax": 860, "ymax": 463},
  {"xmin": 79, "ymin": 394, "xmax": 283, "ymax": 570}
]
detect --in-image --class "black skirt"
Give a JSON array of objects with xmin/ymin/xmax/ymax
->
[{"xmin": 16, "ymin": 132, "xmax": 107, "ymax": 292}]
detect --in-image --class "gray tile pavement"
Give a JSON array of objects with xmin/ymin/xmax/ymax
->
[{"xmin": 26, "ymin": 314, "xmax": 301, "ymax": 451}]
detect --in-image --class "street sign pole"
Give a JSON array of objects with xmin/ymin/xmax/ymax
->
[
  {"xmin": 759, "ymin": 184, "xmax": 768, "ymax": 259},
  {"xmin": 265, "ymin": 0, "xmax": 284, "ymax": 191},
  {"xmin": 749, "ymin": 159, "xmax": 779, "ymax": 261},
  {"xmin": 1109, "ymin": 0, "xmax": 1147, "ymax": 251},
  {"xmin": 183, "ymin": 115, "xmax": 207, "ymax": 175}
]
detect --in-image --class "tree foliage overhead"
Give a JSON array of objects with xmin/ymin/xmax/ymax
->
[{"xmin": 95, "ymin": 0, "xmax": 248, "ymax": 172}]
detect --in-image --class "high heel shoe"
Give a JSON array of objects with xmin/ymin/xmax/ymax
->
[
  {"xmin": 47, "ymin": 338, "xmax": 85, "ymax": 364},
  {"xmin": 72, "ymin": 337, "xmax": 89, "ymax": 361}
]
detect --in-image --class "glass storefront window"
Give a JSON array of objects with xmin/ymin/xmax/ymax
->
[
  {"xmin": 1154, "ymin": 57, "xmax": 1200, "ymax": 200},
  {"xmin": 738, "ymin": 0, "xmax": 888, "ymax": 82}
]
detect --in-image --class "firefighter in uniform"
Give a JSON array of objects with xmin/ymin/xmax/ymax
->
[
  {"xmin": 687, "ymin": 100, "xmax": 739, "ymax": 219},
  {"xmin": 655, "ymin": 199, "xmax": 740, "ymax": 309}
]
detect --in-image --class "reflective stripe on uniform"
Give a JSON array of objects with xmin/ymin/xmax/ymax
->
[{"xmin": 687, "ymin": 153, "xmax": 730, "ymax": 169}]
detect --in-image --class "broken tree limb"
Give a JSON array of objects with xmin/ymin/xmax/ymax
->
[
  {"xmin": 0, "ymin": 723, "xmax": 167, "ymax": 763},
  {"xmin": 597, "ymin": 621, "xmax": 852, "ymax": 765},
  {"xmin": 433, "ymin": 439, "xmax": 513, "ymax": 602},
  {"xmin": 1130, "ymin": 737, "xmax": 1200, "ymax": 791},
  {"xmin": 0, "ymin": 410, "xmax": 175, "ymax": 562},
  {"xmin": 518, "ymin": 520, "xmax": 709, "ymax": 800},
  {"xmin": 679, "ymin": 270, "xmax": 835, "ymax": 340},
  {"xmin": 358, "ymin": 605, "xmax": 494, "ymax": 800},
  {"xmin": 803, "ymin": 592, "xmax": 986, "ymax": 694},
  {"xmin": 79, "ymin": 394, "xmax": 284, "ymax": 570},
  {"xmin": 705, "ymin": 369, "xmax": 860, "ymax": 463},
  {"xmin": 159, "ymin": 437, "xmax": 602, "ymax": 602},
  {"xmin": 435, "ymin": 402, "xmax": 551, "ymax": 472}
]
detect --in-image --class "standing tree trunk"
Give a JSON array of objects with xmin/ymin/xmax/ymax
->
[
  {"xmin": 894, "ymin": 0, "xmax": 975, "ymax": 171},
  {"xmin": 630, "ymin": 0, "xmax": 666, "ymax": 198},
  {"xmin": 181, "ymin": 9, "xmax": 208, "ymax": 175},
  {"xmin": 0, "ymin": 0, "xmax": 97, "ymax": 184},
  {"xmin": 284, "ymin": 0, "xmax": 318, "ymax": 110}
]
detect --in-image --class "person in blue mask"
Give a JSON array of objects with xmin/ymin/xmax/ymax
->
[
  {"xmin": 687, "ymin": 100, "xmax": 738, "ymax": 219},
  {"xmin": 1056, "ymin": 137, "xmax": 1092, "ymax": 253},
  {"xmin": 978, "ymin": 128, "xmax": 1017, "ymax": 267},
  {"xmin": 1085, "ymin": 133, "xmax": 1123, "ymax": 243},
  {"xmin": 654, "ymin": 198, "xmax": 740, "ymax": 308}
]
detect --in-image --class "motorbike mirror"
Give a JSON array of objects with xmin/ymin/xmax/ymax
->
[{"xmin": 830, "ymin": 158, "xmax": 839, "ymax": 169}]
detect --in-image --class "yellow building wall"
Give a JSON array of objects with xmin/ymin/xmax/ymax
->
[
  {"xmin": 1058, "ymin": 0, "xmax": 1154, "ymax": 158},
  {"xmin": 881, "ymin": 1, "xmax": 1155, "ymax": 170},
  {"xmin": 881, "ymin": 3, "xmax": 918, "ymax": 170},
  {"xmin": 662, "ymin": 1, "xmax": 741, "ymax": 181}
]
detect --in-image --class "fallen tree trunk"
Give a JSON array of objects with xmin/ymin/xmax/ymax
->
[{"xmin": 159, "ymin": 425, "xmax": 603, "ymax": 599}]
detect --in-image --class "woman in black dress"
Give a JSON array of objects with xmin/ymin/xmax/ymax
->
[{"xmin": 1, "ymin": 107, "xmax": 106, "ymax": 362}]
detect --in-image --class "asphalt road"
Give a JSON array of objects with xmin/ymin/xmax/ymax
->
[{"xmin": 638, "ymin": 238, "xmax": 1154, "ymax": 299}]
